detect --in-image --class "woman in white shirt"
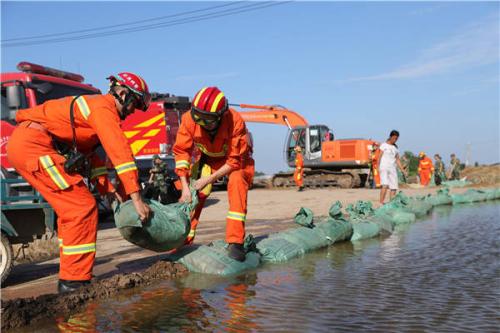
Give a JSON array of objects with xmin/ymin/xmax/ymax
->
[{"xmin": 378, "ymin": 130, "xmax": 407, "ymax": 204}]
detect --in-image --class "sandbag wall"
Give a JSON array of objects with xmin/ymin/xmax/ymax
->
[{"xmin": 116, "ymin": 188, "xmax": 500, "ymax": 276}]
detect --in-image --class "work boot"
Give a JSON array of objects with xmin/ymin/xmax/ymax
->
[
  {"xmin": 227, "ymin": 243, "xmax": 246, "ymax": 262},
  {"xmin": 298, "ymin": 186, "xmax": 304, "ymax": 192},
  {"xmin": 58, "ymin": 279, "xmax": 91, "ymax": 294}
]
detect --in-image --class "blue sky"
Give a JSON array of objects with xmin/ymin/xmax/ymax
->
[{"xmin": 2, "ymin": 1, "xmax": 499, "ymax": 173}]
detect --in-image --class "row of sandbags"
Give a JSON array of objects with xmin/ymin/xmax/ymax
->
[{"xmin": 113, "ymin": 187, "xmax": 500, "ymax": 276}]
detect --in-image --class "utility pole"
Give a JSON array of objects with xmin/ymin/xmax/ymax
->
[{"xmin": 465, "ymin": 142, "xmax": 471, "ymax": 166}]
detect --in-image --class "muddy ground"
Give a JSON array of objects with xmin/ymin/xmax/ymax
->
[
  {"xmin": 1, "ymin": 261, "xmax": 187, "ymax": 331},
  {"xmin": 1, "ymin": 181, "xmax": 498, "ymax": 331}
]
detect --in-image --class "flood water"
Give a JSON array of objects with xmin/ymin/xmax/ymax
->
[{"xmin": 28, "ymin": 202, "xmax": 499, "ymax": 332}]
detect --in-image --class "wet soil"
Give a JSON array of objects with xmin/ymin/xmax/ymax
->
[{"xmin": 1, "ymin": 261, "xmax": 188, "ymax": 331}]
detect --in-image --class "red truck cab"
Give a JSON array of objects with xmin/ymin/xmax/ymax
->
[{"xmin": 1, "ymin": 62, "xmax": 100, "ymax": 170}]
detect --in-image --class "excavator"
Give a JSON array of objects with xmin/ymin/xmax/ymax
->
[{"xmin": 234, "ymin": 104, "xmax": 376, "ymax": 188}]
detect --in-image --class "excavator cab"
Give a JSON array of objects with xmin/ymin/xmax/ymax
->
[{"xmin": 285, "ymin": 125, "xmax": 332, "ymax": 166}]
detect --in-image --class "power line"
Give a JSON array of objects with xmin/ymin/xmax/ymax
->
[
  {"xmin": 2, "ymin": 1, "xmax": 291, "ymax": 48},
  {"xmin": 2, "ymin": 2, "xmax": 242, "ymax": 42}
]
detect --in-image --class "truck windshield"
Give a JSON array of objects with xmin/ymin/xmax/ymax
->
[{"xmin": 34, "ymin": 82, "xmax": 98, "ymax": 104}]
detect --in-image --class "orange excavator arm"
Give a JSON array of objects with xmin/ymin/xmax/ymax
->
[{"xmin": 231, "ymin": 104, "xmax": 309, "ymax": 129}]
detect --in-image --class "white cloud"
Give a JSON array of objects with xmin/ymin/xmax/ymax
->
[
  {"xmin": 347, "ymin": 13, "xmax": 499, "ymax": 82},
  {"xmin": 174, "ymin": 72, "xmax": 239, "ymax": 81}
]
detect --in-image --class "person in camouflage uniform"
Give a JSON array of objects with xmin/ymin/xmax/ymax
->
[
  {"xmin": 448, "ymin": 153, "xmax": 461, "ymax": 180},
  {"xmin": 433, "ymin": 154, "xmax": 446, "ymax": 185},
  {"xmin": 149, "ymin": 154, "xmax": 168, "ymax": 203}
]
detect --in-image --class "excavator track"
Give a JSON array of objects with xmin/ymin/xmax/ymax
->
[{"xmin": 271, "ymin": 169, "xmax": 363, "ymax": 189}]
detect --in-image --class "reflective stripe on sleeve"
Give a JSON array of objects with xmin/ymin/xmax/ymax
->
[
  {"xmin": 227, "ymin": 211, "xmax": 246, "ymax": 222},
  {"xmin": 58, "ymin": 238, "xmax": 63, "ymax": 248},
  {"xmin": 39, "ymin": 155, "xmax": 70, "ymax": 190},
  {"xmin": 176, "ymin": 160, "xmax": 190, "ymax": 169},
  {"xmin": 90, "ymin": 167, "xmax": 107, "ymax": 179},
  {"xmin": 62, "ymin": 242, "xmax": 96, "ymax": 255},
  {"xmin": 75, "ymin": 96, "xmax": 91, "ymax": 120},
  {"xmin": 115, "ymin": 161, "xmax": 137, "ymax": 175}
]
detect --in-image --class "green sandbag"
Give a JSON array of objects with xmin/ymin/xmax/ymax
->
[
  {"xmin": 370, "ymin": 213, "xmax": 395, "ymax": 234},
  {"xmin": 384, "ymin": 211, "xmax": 416, "ymax": 225},
  {"xmin": 256, "ymin": 237, "xmax": 305, "ymax": 262},
  {"xmin": 114, "ymin": 199, "xmax": 193, "ymax": 252},
  {"xmin": 350, "ymin": 221, "xmax": 380, "ymax": 241},
  {"xmin": 442, "ymin": 179, "xmax": 472, "ymax": 188},
  {"xmin": 424, "ymin": 188, "xmax": 453, "ymax": 206},
  {"xmin": 281, "ymin": 226, "xmax": 331, "ymax": 250},
  {"xmin": 484, "ymin": 188, "xmax": 500, "ymax": 200},
  {"xmin": 294, "ymin": 207, "xmax": 315, "ymax": 227},
  {"xmin": 375, "ymin": 194, "xmax": 416, "ymax": 225},
  {"xmin": 452, "ymin": 189, "xmax": 489, "ymax": 204},
  {"xmin": 405, "ymin": 198, "xmax": 433, "ymax": 218},
  {"xmin": 314, "ymin": 218, "xmax": 353, "ymax": 243},
  {"xmin": 178, "ymin": 239, "xmax": 261, "ymax": 276},
  {"xmin": 346, "ymin": 200, "xmax": 394, "ymax": 234}
]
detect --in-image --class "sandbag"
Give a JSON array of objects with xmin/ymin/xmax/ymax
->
[
  {"xmin": 346, "ymin": 200, "xmax": 393, "ymax": 234},
  {"xmin": 114, "ymin": 199, "xmax": 193, "ymax": 252},
  {"xmin": 256, "ymin": 236, "xmax": 305, "ymax": 262},
  {"xmin": 178, "ymin": 239, "xmax": 261, "ymax": 276},
  {"xmin": 484, "ymin": 188, "xmax": 500, "ymax": 200},
  {"xmin": 452, "ymin": 189, "xmax": 489, "ymax": 204},
  {"xmin": 375, "ymin": 193, "xmax": 417, "ymax": 225},
  {"xmin": 350, "ymin": 221, "xmax": 380, "ymax": 241},
  {"xmin": 442, "ymin": 179, "xmax": 472, "ymax": 188},
  {"xmin": 405, "ymin": 197, "xmax": 433, "ymax": 218},
  {"xmin": 314, "ymin": 218, "xmax": 353, "ymax": 243},
  {"xmin": 294, "ymin": 207, "xmax": 314, "ymax": 228},
  {"xmin": 424, "ymin": 188, "xmax": 453, "ymax": 206}
]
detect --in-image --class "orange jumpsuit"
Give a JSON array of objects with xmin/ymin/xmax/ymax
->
[
  {"xmin": 6, "ymin": 94, "xmax": 140, "ymax": 281},
  {"xmin": 173, "ymin": 109, "xmax": 254, "ymax": 245},
  {"xmin": 418, "ymin": 156, "xmax": 434, "ymax": 186},
  {"xmin": 370, "ymin": 149, "xmax": 381, "ymax": 188},
  {"xmin": 293, "ymin": 152, "xmax": 304, "ymax": 187}
]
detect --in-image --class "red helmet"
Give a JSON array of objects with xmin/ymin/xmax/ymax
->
[
  {"xmin": 192, "ymin": 87, "xmax": 228, "ymax": 116},
  {"xmin": 107, "ymin": 72, "xmax": 151, "ymax": 111}
]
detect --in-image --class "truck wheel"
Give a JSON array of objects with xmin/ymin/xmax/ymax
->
[{"xmin": 1, "ymin": 233, "xmax": 13, "ymax": 284}]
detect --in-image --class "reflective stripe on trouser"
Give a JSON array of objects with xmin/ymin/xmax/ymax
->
[
  {"xmin": 6, "ymin": 127, "xmax": 98, "ymax": 281},
  {"xmin": 294, "ymin": 169, "xmax": 304, "ymax": 187},
  {"xmin": 226, "ymin": 163, "xmax": 254, "ymax": 244}
]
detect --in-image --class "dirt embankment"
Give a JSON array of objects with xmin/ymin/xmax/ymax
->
[
  {"xmin": 461, "ymin": 165, "xmax": 500, "ymax": 186},
  {"xmin": 1, "ymin": 261, "xmax": 187, "ymax": 331}
]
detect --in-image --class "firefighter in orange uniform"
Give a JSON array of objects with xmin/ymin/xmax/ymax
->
[
  {"xmin": 418, "ymin": 151, "xmax": 434, "ymax": 186},
  {"xmin": 173, "ymin": 87, "xmax": 254, "ymax": 262},
  {"xmin": 7, "ymin": 72, "xmax": 152, "ymax": 293},
  {"xmin": 293, "ymin": 146, "xmax": 304, "ymax": 191},
  {"xmin": 370, "ymin": 142, "xmax": 381, "ymax": 188}
]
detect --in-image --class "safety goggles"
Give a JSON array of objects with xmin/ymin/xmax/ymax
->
[
  {"xmin": 132, "ymin": 92, "xmax": 151, "ymax": 111},
  {"xmin": 191, "ymin": 109, "xmax": 221, "ymax": 127}
]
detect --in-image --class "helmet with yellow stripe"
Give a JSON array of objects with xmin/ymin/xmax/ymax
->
[
  {"xmin": 107, "ymin": 72, "xmax": 151, "ymax": 111},
  {"xmin": 191, "ymin": 87, "xmax": 228, "ymax": 129}
]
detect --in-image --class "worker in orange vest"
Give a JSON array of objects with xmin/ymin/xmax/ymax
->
[
  {"xmin": 173, "ymin": 87, "xmax": 254, "ymax": 262},
  {"xmin": 418, "ymin": 151, "xmax": 434, "ymax": 186},
  {"xmin": 6, "ymin": 72, "xmax": 152, "ymax": 293},
  {"xmin": 293, "ymin": 146, "xmax": 304, "ymax": 191},
  {"xmin": 369, "ymin": 142, "xmax": 381, "ymax": 188}
]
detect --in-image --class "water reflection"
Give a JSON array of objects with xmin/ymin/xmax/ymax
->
[{"xmin": 34, "ymin": 201, "xmax": 500, "ymax": 332}]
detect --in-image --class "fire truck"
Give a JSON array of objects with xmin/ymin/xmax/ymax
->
[
  {"xmin": 0, "ymin": 62, "xmax": 101, "ymax": 283},
  {"xmin": 1, "ymin": 61, "xmax": 101, "ymax": 170}
]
